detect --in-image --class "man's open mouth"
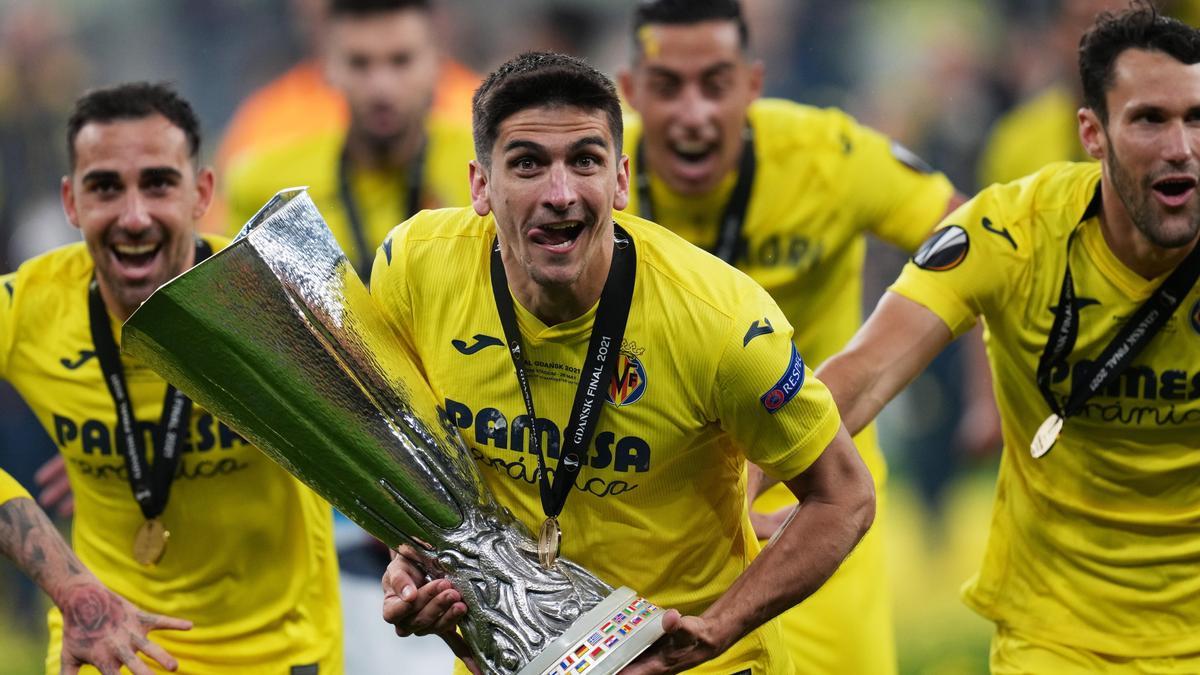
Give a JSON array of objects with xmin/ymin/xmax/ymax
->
[
  {"xmin": 1152, "ymin": 175, "xmax": 1198, "ymax": 207},
  {"xmin": 111, "ymin": 242, "xmax": 162, "ymax": 269},
  {"xmin": 530, "ymin": 222, "xmax": 585, "ymax": 250},
  {"xmin": 670, "ymin": 140, "xmax": 717, "ymax": 165}
]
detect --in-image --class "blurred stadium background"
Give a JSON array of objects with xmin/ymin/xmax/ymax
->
[{"xmin": 0, "ymin": 0, "xmax": 1194, "ymax": 672}]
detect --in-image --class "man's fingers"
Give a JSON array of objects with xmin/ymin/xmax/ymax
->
[
  {"xmin": 34, "ymin": 455, "xmax": 66, "ymax": 484},
  {"xmin": 136, "ymin": 636, "xmax": 179, "ymax": 672},
  {"xmin": 405, "ymin": 581, "xmax": 465, "ymax": 635},
  {"xmin": 442, "ymin": 632, "xmax": 484, "ymax": 675},
  {"xmin": 381, "ymin": 556, "xmax": 425, "ymax": 595},
  {"xmin": 123, "ymin": 654, "xmax": 155, "ymax": 675},
  {"xmin": 660, "ymin": 609, "xmax": 683, "ymax": 633},
  {"xmin": 141, "ymin": 611, "xmax": 193, "ymax": 632}
]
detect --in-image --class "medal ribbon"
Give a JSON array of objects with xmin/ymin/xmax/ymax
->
[
  {"xmin": 88, "ymin": 239, "xmax": 211, "ymax": 521},
  {"xmin": 489, "ymin": 225, "xmax": 637, "ymax": 521},
  {"xmin": 635, "ymin": 128, "xmax": 755, "ymax": 264},
  {"xmin": 1035, "ymin": 189, "xmax": 1200, "ymax": 421},
  {"xmin": 337, "ymin": 137, "xmax": 427, "ymax": 280}
]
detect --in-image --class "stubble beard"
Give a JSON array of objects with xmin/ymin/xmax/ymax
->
[{"xmin": 1107, "ymin": 147, "xmax": 1200, "ymax": 250}]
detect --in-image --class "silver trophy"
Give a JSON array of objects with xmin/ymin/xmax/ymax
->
[{"xmin": 123, "ymin": 189, "xmax": 665, "ymax": 675}]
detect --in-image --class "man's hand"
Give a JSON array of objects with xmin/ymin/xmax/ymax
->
[
  {"xmin": 35, "ymin": 455, "xmax": 74, "ymax": 518},
  {"xmin": 59, "ymin": 577, "xmax": 191, "ymax": 675},
  {"xmin": 748, "ymin": 506, "xmax": 794, "ymax": 541},
  {"xmin": 618, "ymin": 610, "xmax": 725, "ymax": 675},
  {"xmin": 381, "ymin": 545, "xmax": 480, "ymax": 674}
]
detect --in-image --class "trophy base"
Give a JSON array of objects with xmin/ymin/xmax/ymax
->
[{"xmin": 518, "ymin": 586, "xmax": 666, "ymax": 675}]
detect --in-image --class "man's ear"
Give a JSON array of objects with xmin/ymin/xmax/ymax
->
[
  {"xmin": 193, "ymin": 166, "xmax": 216, "ymax": 221},
  {"xmin": 618, "ymin": 68, "xmax": 639, "ymax": 112},
  {"xmin": 61, "ymin": 175, "xmax": 80, "ymax": 230},
  {"xmin": 613, "ymin": 154, "xmax": 630, "ymax": 211},
  {"xmin": 469, "ymin": 160, "xmax": 491, "ymax": 216},
  {"xmin": 1079, "ymin": 107, "xmax": 1107, "ymax": 161},
  {"xmin": 746, "ymin": 58, "xmax": 765, "ymax": 100}
]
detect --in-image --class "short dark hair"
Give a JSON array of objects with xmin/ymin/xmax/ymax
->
[
  {"xmin": 328, "ymin": 0, "xmax": 430, "ymax": 19},
  {"xmin": 471, "ymin": 52, "xmax": 623, "ymax": 168},
  {"xmin": 632, "ymin": 0, "xmax": 749, "ymax": 59},
  {"xmin": 67, "ymin": 82, "xmax": 201, "ymax": 168},
  {"xmin": 1079, "ymin": 2, "xmax": 1200, "ymax": 122}
]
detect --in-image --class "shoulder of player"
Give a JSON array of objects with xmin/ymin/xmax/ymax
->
[
  {"xmin": 3, "ymin": 242, "xmax": 93, "ymax": 310},
  {"xmin": 201, "ymin": 233, "xmax": 234, "ymax": 252},
  {"xmin": 948, "ymin": 162, "xmax": 1099, "ymax": 257},
  {"xmin": 619, "ymin": 211, "xmax": 760, "ymax": 325},
  {"xmin": 990, "ymin": 85, "xmax": 1076, "ymax": 140},
  {"xmin": 748, "ymin": 98, "xmax": 868, "ymax": 161},
  {"xmin": 381, "ymin": 206, "xmax": 490, "ymax": 268},
  {"xmin": 424, "ymin": 115, "xmax": 476, "ymax": 159},
  {"xmin": 224, "ymin": 130, "xmax": 343, "ymax": 200}
]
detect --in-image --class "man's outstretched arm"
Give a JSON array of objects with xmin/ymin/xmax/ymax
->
[
  {"xmin": 817, "ymin": 291, "xmax": 954, "ymax": 436},
  {"xmin": 0, "ymin": 491, "xmax": 192, "ymax": 675}
]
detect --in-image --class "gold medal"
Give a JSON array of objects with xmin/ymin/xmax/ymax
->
[
  {"xmin": 1030, "ymin": 414, "xmax": 1063, "ymax": 459},
  {"xmin": 537, "ymin": 517, "xmax": 561, "ymax": 569},
  {"xmin": 133, "ymin": 519, "xmax": 169, "ymax": 566}
]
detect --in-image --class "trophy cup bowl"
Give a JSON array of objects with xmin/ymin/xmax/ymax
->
[{"xmin": 123, "ymin": 189, "xmax": 665, "ymax": 675}]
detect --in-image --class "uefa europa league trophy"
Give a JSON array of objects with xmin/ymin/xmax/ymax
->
[{"xmin": 123, "ymin": 189, "xmax": 665, "ymax": 675}]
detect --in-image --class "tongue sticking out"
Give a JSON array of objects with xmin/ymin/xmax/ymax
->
[{"xmin": 531, "ymin": 224, "xmax": 583, "ymax": 247}]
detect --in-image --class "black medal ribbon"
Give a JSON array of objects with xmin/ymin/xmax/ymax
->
[
  {"xmin": 88, "ymin": 239, "xmax": 211, "ymax": 520},
  {"xmin": 635, "ymin": 127, "xmax": 755, "ymax": 264},
  {"xmin": 489, "ymin": 225, "xmax": 637, "ymax": 521},
  {"xmin": 337, "ymin": 138, "xmax": 427, "ymax": 279},
  {"xmin": 1035, "ymin": 189, "xmax": 1200, "ymax": 421}
]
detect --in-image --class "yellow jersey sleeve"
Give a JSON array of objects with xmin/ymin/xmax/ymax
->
[
  {"xmin": 713, "ymin": 281, "xmax": 841, "ymax": 481},
  {"xmin": 837, "ymin": 111, "xmax": 955, "ymax": 251},
  {"xmin": 0, "ymin": 467, "xmax": 31, "ymax": 505},
  {"xmin": 890, "ymin": 181, "xmax": 1033, "ymax": 338},
  {"xmin": 0, "ymin": 272, "xmax": 15, "ymax": 377}
]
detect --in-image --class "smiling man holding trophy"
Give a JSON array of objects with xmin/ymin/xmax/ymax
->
[{"xmin": 126, "ymin": 52, "xmax": 874, "ymax": 675}]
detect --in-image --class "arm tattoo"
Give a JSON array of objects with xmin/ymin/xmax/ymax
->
[{"xmin": 0, "ymin": 497, "xmax": 89, "ymax": 603}]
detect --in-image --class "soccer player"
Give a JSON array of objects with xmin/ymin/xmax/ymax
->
[
  {"xmin": 225, "ymin": 0, "xmax": 475, "ymax": 279},
  {"xmin": 819, "ymin": 7, "xmax": 1200, "ymax": 672},
  {"xmin": 1, "ymin": 468, "xmax": 190, "ymax": 674},
  {"xmin": 617, "ymin": 1, "xmax": 966, "ymax": 671},
  {"xmin": 372, "ymin": 51, "xmax": 875, "ymax": 675},
  {"xmin": 11, "ymin": 82, "xmax": 342, "ymax": 673}
]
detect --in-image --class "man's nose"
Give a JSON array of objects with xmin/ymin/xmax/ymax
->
[
  {"xmin": 543, "ymin": 163, "xmax": 579, "ymax": 211},
  {"xmin": 118, "ymin": 191, "xmax": 153, "ymax": 233}
]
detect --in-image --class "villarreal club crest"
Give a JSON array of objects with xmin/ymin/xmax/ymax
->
[{"xmin": 607, "ymin": 344, "xmax": 647, "ymax": 407}]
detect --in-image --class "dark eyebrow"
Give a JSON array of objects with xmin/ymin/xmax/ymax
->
[
  {"xmin": 503, "ymin": 139, "xmax": 548, "ymax": 155},
  {"xmin": 141, "ymin": 167, "xmax": 183, "ymax": 181},
  {"xmin": 700, "ymin": 62, "xmax": 736, "ymax": 79},
  {"xmin": 570, "ymin": 136, "xmax": 609, "ymax": 154},
  {"xmin": 80, "ymin": 170, "xmax": 120, "ymax": 184},
  {"xmin": 645, "ymin": 65, "xmax": 681, "ymax": 80}
]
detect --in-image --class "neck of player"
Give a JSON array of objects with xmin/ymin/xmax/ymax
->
[
  {"xmin": 1100, "ymin": 184, "xmax": 1200, "ymax": 280},
  {"xmin": 501, "ymin": 236, "xmax": 614, "ymax": 327},
  {"xmin": 346, "ymin": 124, "xmax": 424, "ymax": 171}
]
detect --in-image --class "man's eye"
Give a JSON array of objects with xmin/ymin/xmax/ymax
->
[
  {"xmin": 576, "ymin": 156, "xmax": 597, "ymax": 169},
  {"xmin": 650, "ymin": 79, "xmax": 679, "ymax": 97},
  {"xmin": 89, "ymin": 181, "xmax": 120, "ymax": 195},
  {"xmin": 514, "ymin": 157, "xmax": 538, "ymax": 171}
]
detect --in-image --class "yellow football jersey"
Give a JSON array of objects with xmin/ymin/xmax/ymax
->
[
  {"xmin": 371, "ymin": 207, "xmax": 843, "ymax": 673},
  {"xmin": 225, "ymin": 117, "xmax": 474, "ymax": 272},
  {"xmin": 977, "ymin": 85, "xmax": 1093, "ymax": 190},
  {"xmin": 624, "ymin": 98, "xmax": 955, "ymax": 499},
  {"xmin": 0, "ymin": 467, "xmax": 31, "ymax": 504},
  {"xmin": 0, "ymin": 238, "xmax": 343, "ymax": 673},
  {"xmin": 892, "ymin": 161, "xmax": 1200, "ymax": 657}
]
